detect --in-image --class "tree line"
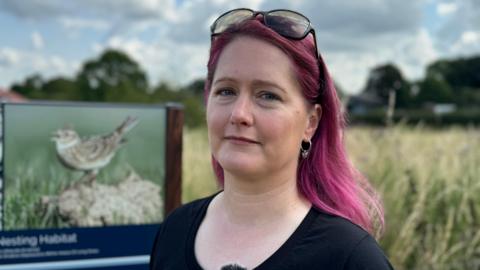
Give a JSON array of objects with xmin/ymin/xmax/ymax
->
[
  {"xmin": 361, "ymin": 57, "xmax": 480, "ymax": 108},
  {"xmin": 11, "ymin": 49, "xmax": 480, "ymax": 126},
  {"xmin": 350, "ymin": 57, "xmax": 480, "ymax": 125},
  {"xmin": 11, "ymin": 50, "xmax": 206, "ymax": 127}
]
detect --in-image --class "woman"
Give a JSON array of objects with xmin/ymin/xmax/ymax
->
[{"xmin": 150, "ymin": 8, "xmax": 393, "ymax": 270}]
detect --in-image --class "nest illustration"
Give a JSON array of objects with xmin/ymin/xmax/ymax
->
[{"xmin": 40, "ymin": 170, "xmax": 163, "ymax": 227}]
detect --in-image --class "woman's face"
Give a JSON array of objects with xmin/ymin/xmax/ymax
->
[{"xmin": 207, "ymin": 36, "xmax": 320, "ymax": 179}]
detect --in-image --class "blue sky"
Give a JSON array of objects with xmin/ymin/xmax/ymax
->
[{"xmin": 1, "ymin": 0, "xmax": 479, "ymax": 94}]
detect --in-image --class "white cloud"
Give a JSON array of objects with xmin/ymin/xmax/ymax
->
[
  {"xmin": 101, "ymin": 0, "xmax": 425, "ymax": 91},
  {"xmin": 436, "ymin": 2, "xmax": 458, "ymax": 16},
  {"xmin": 98, "ymin": 35, "xmax": 209, "ymax": 87},
  {"xmin": 290, "ymin": 0, "xmax": 422, "ymax": 36},
  {"xmin": 394, "ymin": 28, "xmax": 438, "ymax": 80},
  {"xmin": 325, "ymin": 52, "xmax": 376, "ymax": 94},
  {"xmin": 59, "ymin": 17, "xmax": 110, "ymax": 31},
  {"xmin": 1, "ymin": 0, "xmax": 177, "ymax": 21},
  {"xmin": 450, "ymin": 30, "xmax": 480, "ymax": 55},
  {"xmin": 0, "ymin": 0, "xmax": 71, "ymax": 19},
  {"xmin": 29, "ymin": 54, "xmax": 77, "ymax": 76},
  {"xmin": 0, "ymin": 47, "xmax": 79, "ymax": 87},
  {"xmin": 1, "ymin": 0, "xmax": 480, "ymax": 95},
  {"xmin": 31, "ymin": 31, "xmax": 44, "ymax": 49},
  {"xmin": 434, "ymin": 0, "xmax": 480, "ymax": 57},
  {"xmin": 0, "ymin": 48, "xmax": 21, "ymax": 66},
  {"xmin": 460, "ymin": 31, "xmax": 480, "ymax": 44},
  {"xmin": 50, "ymin": 55, "xmax": 71, "ymax": 71},
  {"xmin": 325, "ymin": 28, "xmax": 438, "ymax": 93},
  {"xmin": 78, "ymin": 0, "xmax": 178, "ymax": 22}
]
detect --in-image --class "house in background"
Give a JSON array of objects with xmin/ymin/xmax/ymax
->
[
  {"xmin": 0, "ymin": 88, "xmax": 28, "ymax": 102},
  {"xmin": 346, "ymin": 92, "xmax": 384, "ymax": 115}
]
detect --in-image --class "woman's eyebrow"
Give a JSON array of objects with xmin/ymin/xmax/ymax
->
[
  {"xmin": 251, "ymin": 79, "xmax": 287, "ymax": 94},
  {"xmin": 213, "ymin": 77, "xmax": 237, "ymax": 85},
  {"xmin": 213, "ymin": 77, "xmax": 287, "ymax": 94}
]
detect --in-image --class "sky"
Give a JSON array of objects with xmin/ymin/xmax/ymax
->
[{"xmin": 0, "ymin": 0, "xmax": 479, "ymax": 94}]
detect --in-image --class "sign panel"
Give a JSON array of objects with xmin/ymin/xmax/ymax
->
[{"xmin": 0, "ymin": 102, "xmax": 182, "ymax": 269}]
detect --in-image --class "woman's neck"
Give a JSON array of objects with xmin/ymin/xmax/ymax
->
[
  {"xmin": 213, "ymin": 172, "xmax": 311, "ymax": 227},
  {"xmin": 195, "ymin": 171, "xmax": 312, "ymax": 270}
]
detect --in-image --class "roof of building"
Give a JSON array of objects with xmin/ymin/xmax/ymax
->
[{"xmin": 0, "ymin": 88, "xmax": 28, "ymax": 102}]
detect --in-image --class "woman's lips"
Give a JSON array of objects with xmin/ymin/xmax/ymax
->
[{"xmin": 224, "ymin": 136, "xmax": 260, "ymax": 145}]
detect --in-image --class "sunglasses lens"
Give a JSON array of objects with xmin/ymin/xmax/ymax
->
[
  {"xmin": 212, "ymin": 9, "xmax": 254, "ymax": 35},
  {"xmin": 265, "ymin": 10, "xmax": 310, "ymax": 39}
]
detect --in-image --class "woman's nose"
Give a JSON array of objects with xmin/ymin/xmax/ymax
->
[{"xmin": 230, "ymin": 95, "xmax": 253, "ymax": 126}]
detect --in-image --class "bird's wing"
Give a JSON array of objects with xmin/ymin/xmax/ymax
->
[{"xmin": 74, "ymin": 136, "xmax": 118, "ymax": 162}]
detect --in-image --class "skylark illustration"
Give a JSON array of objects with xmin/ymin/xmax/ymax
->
[{"xmin": 51, "ymin": 116, "xmax": 139, "ymax": 184}]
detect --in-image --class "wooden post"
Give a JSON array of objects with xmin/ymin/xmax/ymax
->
[
  {"xmin": 164, "ymin": 103, "xmax": 183, "ymax": 216},
  {"xmin": 386, "ymin": 89, "xmax": 396, "ymax": 127}
]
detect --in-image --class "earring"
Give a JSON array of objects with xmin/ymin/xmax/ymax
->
[{"xmin": 300, "ymin": 140, "xmax": 312, "ymax": 159}]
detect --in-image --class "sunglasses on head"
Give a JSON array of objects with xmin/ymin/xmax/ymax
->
[{"xmin": 210, "ymin": 8, "xmax": 319, "ymax": 59}]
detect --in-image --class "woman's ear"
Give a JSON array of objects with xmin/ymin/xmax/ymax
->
[{"xmin": 304, "ymin": 104, "xmax": 322, "ymax": 140}]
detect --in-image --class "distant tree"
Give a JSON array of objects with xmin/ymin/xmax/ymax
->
[
  {"xmin": 182, "ymin": 96, "xmax": 206, "ymax": 127},
  {"xmin": 151, "ymin": 80, "xmax": 206, "ymax": 127},
  {"xmin": 76, "ymin": 49, "xmax": 149, "ymax": 102},
  {"xmin": 426, "ymin": 56, "xmax": 480, "ymax": 107},
  {"xmin": 11, "ymin": 74, "xmax": 44, "ymax": 99},
  {"xmin": 182, "ymin": 78, "xmax": 205, "ymax": 98},
  {"xmin": 150, "ymin": 82, "xmax": 182, "ymax": 103},
  {"xmin": 181, "ymin": 79, "xmax": 207, "ymax": 127},
  {"xmin": 42, "ymin": 77, "xmax": 82, "ymax": 101},
  {"xmin": 454, "ymin": 87, "xmax": 480, "ymax": 107},
  {"xmin": 427, "ymin": 56, "xmax": 480, "ymax": 89},
  {"xmin": 416, "ymin": 76, "xmax": 453, "ymax": 104},
  {"xmin": 363, "ymin": 63, "xmax": 412, "ymax": 108}
]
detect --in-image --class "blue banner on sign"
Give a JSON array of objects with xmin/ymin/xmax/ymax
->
[{"xmin": 0, "ymin": 224, "xmax": 160, "ymax": 269}]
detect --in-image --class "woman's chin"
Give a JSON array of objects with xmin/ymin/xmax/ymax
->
[{"xmin": 217, "ymin": 156, "xmax": 264, "ymax": 177}]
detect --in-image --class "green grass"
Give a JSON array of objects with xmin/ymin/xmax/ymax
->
[
  {"xmin": 181, "ymin": 125, "xmax": 480, "ymax": 270},
  {"xmin": 4, "ymin": 120, "xmax": 165, "ymax": 230},
  {"xmin": 4, "ymin": 145, "xmax": 164, "ymax": 230}
]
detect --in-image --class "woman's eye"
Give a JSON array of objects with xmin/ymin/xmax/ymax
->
[
  {"xmin": 259, "ymin": 92, "xmax": 281, "ymax": 101},
  {"xmin": 215, "ymin": 88, "xmax": 236, "ymax": 96}
]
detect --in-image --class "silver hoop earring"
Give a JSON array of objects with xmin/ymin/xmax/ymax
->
[{"xmin": 300, "ymin": 140, "xmax": 312, "ymax": 159}]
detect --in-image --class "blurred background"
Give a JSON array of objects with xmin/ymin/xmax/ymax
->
[{"xmin": 1, "ymin": 0, "xmax": 479, "ymax": 269}]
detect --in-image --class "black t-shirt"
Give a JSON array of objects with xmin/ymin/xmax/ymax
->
[{"xmin": 150, "ymin": 193, "xmax": 394, "ymax": 270}]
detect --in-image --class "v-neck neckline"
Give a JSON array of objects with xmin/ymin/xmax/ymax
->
[{"xmin": 185, "ymin": 192, "xmax": 318, "ymax": 270}]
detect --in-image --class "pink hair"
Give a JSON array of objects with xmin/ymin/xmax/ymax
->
[{"xmin": 204, "ymin": 19, "xmax": 384, "ymax": 235}]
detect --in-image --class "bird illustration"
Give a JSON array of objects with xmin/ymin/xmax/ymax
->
[{"xmin": 51, "ymin": 116, "xmax": 139, "ymax": 184}]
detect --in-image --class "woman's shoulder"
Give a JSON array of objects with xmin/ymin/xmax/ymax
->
[
  {"xmin": 310, "ymin": 208, "xmax": 370, "ymax": 245},
  {"xmin": 150, "ymin": 193, "xmax": 219, "ymax": 270},
  {"xmin": 293, "ymin": 208, "xmax": 394, "ymax": 269}
]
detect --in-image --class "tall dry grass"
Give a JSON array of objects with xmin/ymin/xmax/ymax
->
[
  {"xmin": 182, "ymin": 128, "xmax": 218, "ymax": 201},
  {"xmin": 346, "ymin": 125, "xmax": 480, "ymax": 269},
  {"xmin": 182, "ymin": 125, "xmax": 480, "ymax": 269}
]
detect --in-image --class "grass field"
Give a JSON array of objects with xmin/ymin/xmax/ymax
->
[{"xmin": 182, "ymin": 125, "xmax": 480, "ymax": 270}]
